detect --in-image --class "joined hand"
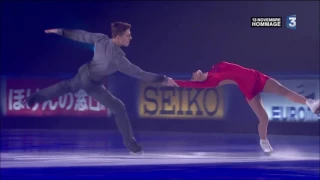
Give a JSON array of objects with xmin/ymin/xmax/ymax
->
[
  {"xmin": 44, "ymin": 29, "xmax": 59, "ymax": 34},
  {"xmin": 163, "ymin": 77, "xmax": 179, "ymax": 87}
]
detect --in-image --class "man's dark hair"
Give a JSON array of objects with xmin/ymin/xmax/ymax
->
[{"xmin": 111, "ymin": 22, "xmax": 131, "ymax": 38}]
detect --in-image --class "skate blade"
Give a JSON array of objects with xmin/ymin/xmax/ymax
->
[{"xmin": 130, "ymin": 151, "xmax": 144, "ymax": 155}]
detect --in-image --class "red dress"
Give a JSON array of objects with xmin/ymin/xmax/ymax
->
[{"xmin": 174, "ymin": 61, "xmax": 270, "ymax": 100}]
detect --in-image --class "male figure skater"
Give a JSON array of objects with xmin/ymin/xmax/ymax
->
[
  {"xmin": 25, "ymin": 22, "xmax": 178, "ymax": 154},
  {"xmin": 173, "ymin": 61, "xmax": 320, "ymax": 154}
]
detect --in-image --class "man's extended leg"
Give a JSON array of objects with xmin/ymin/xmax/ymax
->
[
  {"xmin": 84, "ymin": 83, "xmax": 142, "ymax": 153},
  {"xmin": 26, "ymin": 75, "xmax": 82, "ymax": 107}
]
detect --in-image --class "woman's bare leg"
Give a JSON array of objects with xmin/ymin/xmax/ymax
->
[
  {"xmin": 263, "ymin": 78, "xmax": 319, "ymax": 114},
  {"xmin": 247, "ymin": 94, "xmax": 268, "ymax": 140},
  {"xmin": 263, "ymin": 78, "xmax": 306, "ymax": 104},
  {"xmin": 247, "ymin": 94, "xmax": 273, "ymax": 154}
]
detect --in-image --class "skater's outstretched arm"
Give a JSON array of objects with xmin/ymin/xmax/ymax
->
[
  {"xmin": 174, "ymin": 79, "xmax": 214, "ymax": 88},
  {"xmin": 117, "ymin": 56, "xmax": 177, "ymax": 86},
  {"xmin": 45, "ymin": 29, "xmax": 108, "ymax": 44}
]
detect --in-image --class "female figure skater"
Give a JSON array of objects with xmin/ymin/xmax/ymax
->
[{"xmin": 173, "ymin": 61, "xmax": 319, "ymax": 154}]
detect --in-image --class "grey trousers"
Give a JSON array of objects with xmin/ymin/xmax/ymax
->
[{"xmin": 30, "ymin": 64, "xmax": 135, "ymax": 144}]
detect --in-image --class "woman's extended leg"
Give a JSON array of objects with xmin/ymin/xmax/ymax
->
[{"xmin": 263, "ymin": 78, "xmax": 319, "ymax": 114}]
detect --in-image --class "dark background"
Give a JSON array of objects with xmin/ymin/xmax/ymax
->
[
  {"xmin": 1, "ymin": 1, "xmax": 319, "ymax": 136},
  {"xmin": 1, "ymin": 1, "xmax": 319, "ymax": 75}
]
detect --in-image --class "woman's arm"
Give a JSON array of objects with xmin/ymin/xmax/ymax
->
[{"xmin": 174, "ymin": 80, "xmax": 215, "ymax": 88}]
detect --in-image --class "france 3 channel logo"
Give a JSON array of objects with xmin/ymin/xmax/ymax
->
[
  {"xmin": 251, "ymin": 15, "xmax": 296, "ymax": 30},
  {"xmin": 286, "ymin": 14, "xmax": 296, "ymax": 30}
]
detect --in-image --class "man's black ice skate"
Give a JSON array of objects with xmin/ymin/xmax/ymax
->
[{"xmin": 124, "ymin": 140, "xmax": 144, "ymax": 155}]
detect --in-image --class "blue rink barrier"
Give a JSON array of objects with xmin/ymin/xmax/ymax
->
[
  {"xmin": 0, "ymin": 74, "xmax": 319, "ymax": 136},
  {"xmin": 108, "ymin": 73, "xmax": 320, "ymax": 122}
]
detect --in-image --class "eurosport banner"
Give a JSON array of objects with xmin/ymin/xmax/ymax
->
[
  {"xmin": 137, "ymin": 81, "xmax": 225, "ymax": 120},
  {"xmin": 0, "ymin": 77, "xmax": 110, "ymax": 117},
  {"xmin": 261, "ymin": 78, "xmax": 320, "ymax": 122}
]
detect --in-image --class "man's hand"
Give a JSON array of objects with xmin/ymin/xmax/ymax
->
[
  {"xmin": 162, "ymin": 77, "xmax": 179, "ymax": 87},
  {"xmin": 44, "ymin": 29, "xmax": 59, "ymax": 34}
]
